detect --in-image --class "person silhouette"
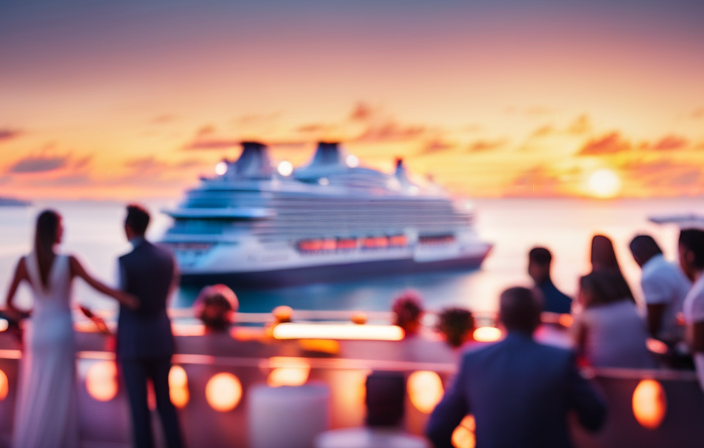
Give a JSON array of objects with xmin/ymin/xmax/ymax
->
[
  {"xmin": 116, "ymin": 204, "xmax": 184, "ymax": 448},
  {"xmin": 5, "ymin": 209, "xmax": 137, "ymax": 448}
]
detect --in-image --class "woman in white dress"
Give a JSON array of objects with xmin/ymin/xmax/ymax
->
[{"xmin": 4, "ymin": 210, "xmax": 138, "ymax": 448}]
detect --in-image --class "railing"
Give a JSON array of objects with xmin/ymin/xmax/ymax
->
[{"xmin": 0, "ymin": 314, "xmax": 701, "ymax": 447}]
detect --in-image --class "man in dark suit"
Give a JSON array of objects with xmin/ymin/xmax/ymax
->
[
  {"xmin": 426, "ymin": 286, "xmax": 606, "ymax": 448},
  {"xmin": 119, "ymin": 204, "xmax": 184, "ymax": 448},
  {"xmin": 528, "ymin": 247, "xmax": 573, "ymax": 314}
]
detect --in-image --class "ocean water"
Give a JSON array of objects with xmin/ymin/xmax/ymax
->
[{"xmin": 0, "ymin": 198, "xmax": 701, "ymax": 315}]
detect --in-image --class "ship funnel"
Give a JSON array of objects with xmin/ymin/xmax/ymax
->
[
  {"xmin": 229, "ymin": 141, "xmax": 274, "ymax": 179},
  {"xmin": 394, "ymin": 158, "xmax": 411, "ymax": 184},
  {"xmin": 310, "ymin": 142, "xmax": 343, "ymax": 167}
]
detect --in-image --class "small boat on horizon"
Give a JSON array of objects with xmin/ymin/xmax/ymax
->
[{"xmin": 161, "ymin": 141, "xmax": 492, "ymax": 288}]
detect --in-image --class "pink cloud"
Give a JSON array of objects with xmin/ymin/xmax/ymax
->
[{"xmin": 0, "ymin": 128, "xmax": 22, "ymax": 143}]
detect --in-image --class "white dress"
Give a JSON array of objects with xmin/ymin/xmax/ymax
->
[{"xmin": 13, "ymin": 253, "xmax": 79, "ymax": 448}]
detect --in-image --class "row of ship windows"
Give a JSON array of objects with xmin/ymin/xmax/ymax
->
[{"xmin": 296, "ymin": 234, "xmax": 455, "ymax": 252}]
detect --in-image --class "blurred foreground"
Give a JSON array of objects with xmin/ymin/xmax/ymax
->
[{"xmin": 0, "ymin": 309, "xmax": 701, "ymax": 448}]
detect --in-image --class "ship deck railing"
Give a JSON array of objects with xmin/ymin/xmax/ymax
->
[{"xmin": 0, "ymin": 311, "xmax": 700, "ymax": 447}]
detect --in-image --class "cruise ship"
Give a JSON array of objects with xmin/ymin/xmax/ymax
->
[{"xmin": 162, "ymin": 141, "xmax": 492, "ymax": 287}]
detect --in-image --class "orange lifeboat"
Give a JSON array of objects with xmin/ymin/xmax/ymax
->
[
  {"xmin": 298, "ymin": 240, "xmax": 324, "ymax": 252},
  {"xmin": 389, "ymin": 235, "xmax": 408, "ymax": 246},
  {"xmin": 322, "ymin": 239, "xmax": 337, "ymax": 251},
  {"xmin": 337, "ymin": 238, "xmax": 358, "ymax": 250}
]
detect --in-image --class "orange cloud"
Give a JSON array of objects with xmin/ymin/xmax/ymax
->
[
  {"xmin": 505, "ymin": 165, "xmax": 570, "ymax": 197},
  {"xmin": 467, "ymin": 139, "xmax": 506, "ymax": 153},
  {"xmin": 623, "ymin": 159, "xmax": 702, "ymax": 190},
  {"xmin": 420, "ymin": 138, "xmax": 455, "ymax": 154},
  {"xmin": 150, "ymin": 114, "xmax": 177, "ymax": 124},
  {"xmin": 651, "ymin": 135, "xmax": 689, "ymax": 151},
  {"xmin": 578, "ymin": 132, "xmax": 631, "ymax": 156}
]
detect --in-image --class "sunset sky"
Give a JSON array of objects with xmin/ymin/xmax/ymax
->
[{"xmin": 1, "ymin": 0, "xmax": 703, "ymax": 200}]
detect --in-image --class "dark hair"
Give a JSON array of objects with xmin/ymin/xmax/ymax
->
[
  {"xmin": 499, "ymin": 286, "xmax": 541, "ymax": 334},
  {"xmin": 629, "ymin": 235, "xmax": 662, "ymax": 262},
  {"xmin": 436, "ymin": 307, "xmax": 475, "ymax": 348},
  {"xmin": 679, "ymin": 229, "xmax": 704, "ymax": 269},
  {"xmin": 590, "ymin": 235, "xmax": 620, "ymax": 272},
  {"xmin": 34, "ymin": 210, "xmax": 61, "ymax": 288},
  {"xmin": 579, "ymin": 271, "xmax": 632, "ymax": 307},
  {"xmin": 529, "ymin": 247, "xmax": 552, "ymax": 265},
  {"xmin": 194, "ymin": 284, "xmax": 239, "ymax": 332},
  {"xmin": 392, "ymin": 291, "xmax": 424, "ymax": 332},
  {"xmin": 125, "ymin": 204, "xmax": 150, "ymax": 235},
  {"xmin": 590, "ymin": 234, "xmax": 634, "ymax": 301}
]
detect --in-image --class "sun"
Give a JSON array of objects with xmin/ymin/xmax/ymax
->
[{"xmin": 587, "ymin": 168, "xmax": 621, "ymax": 198}]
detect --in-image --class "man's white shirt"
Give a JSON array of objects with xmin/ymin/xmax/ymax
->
[{"xmin": 641, "ymin": 254, "xmax": 691, "ymax": 341}]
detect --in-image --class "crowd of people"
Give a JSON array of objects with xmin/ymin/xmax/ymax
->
[
  {"xmin": 7, "ymin": 204, "xmax": 704, "ymax": 448},
  {"xmin": 416, "ymin": 229, "xmax": 704, "ymax": 447}
]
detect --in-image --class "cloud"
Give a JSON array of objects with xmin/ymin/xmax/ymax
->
[
  {"xmin": 182, "ymin": 124, "xmax": 243, "ymax": 150},
  {"xmin": 297, "ymin": 123, "xmax": 336, "ymax": 134},
  {"xmin": 578, "ymin": 132, "xmax": 631, "ymax": 156},
  {"xmin": 9, "ymin": 154, "xmax": 69, "ymax": 173},
  {"xmin": 623, "ymin": 160, "xmax": 702, "ymax": 188},
  {"xmin": 467, "ymin": 139, "xmax": 505, "ymax": 153},
  {"xmin": 150, "ymin": 114, "xmax": 177, "ymax": 124},
  {"xmin": 420, "ymin": 138, "xmax": 455, "ymax": 154},
  {"xmin": 349, "ymin": 103, "xmax": 376, "ymax": 121},
  {"xmin": 269, "ymin": 140, "xmax": 309, "ymax": 149},
  {"xmin": 531, "ymin": 125, "xmax": 553, "ymax": 137},
  {"xmin": 567, "ymin": 114, "xmax": 592, "ymax": 134},
  {"xmin": 124, "ymin": 156, "xmax": 206, "ymax": 175},
  {"xmin": 691, "ymin": 108, "xmax": 704, "ymax": 119},
  {"xmin": 505, "ymin": 165, "xmax": 567, "ymax": 197},
  {"xmin": 651, "ymin": 135, "xmax": 689, "ymax": 151},
  {"xmin": 235, "ymin": 112, "xmax": 282, "ymax": 126},
  {"xmin": 185, "ymin": 138, "xmax": 241, "ymax": 150},
  {"xmin": 184, "ymin": 126, "xmax": 240, "ymax": 149},
  {"xmin": 0, "ymin": 128, "xmax": 22, "ymax": 143},
  {"xmin": 345, "ymin": 102, "xmax": 429, "ymax": 143},
  {"xmin": 354, "ymin": 122, "xmax": 426, "ymax": 143}
]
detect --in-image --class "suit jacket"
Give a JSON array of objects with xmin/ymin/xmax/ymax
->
[
  {"xmin": 538, "ymin": 279, "xmax": 573, "ymax": 314},
  {"xmin": 117, "ymin": 239, "xmax": 176, "ymax": 360},
  {"xmin": 426, "ymin": 333, "xmax": 606, "ymax": 448}
]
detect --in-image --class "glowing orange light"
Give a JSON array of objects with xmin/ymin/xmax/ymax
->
[
  {"xmin": 646, "ymin": 338, "xmax": 669, "ymax": 355},
  {"xmin": 632, "ymin": 379, "xmax": 667, "ymax": 429},
  {"xmin": 451, "ymin": 415, "xmax": 476, "ymax": 448},
  {"xmin": 206, "ymin": 372, "xmax": 242, "ymax": 412},
  {"xmin": 407, "ymin": 371, "xmax": 444, "ymax": 414},
  {"xmin": 350, "ymin": 312, "xmax": 368, "ymax": 325},
  {"xmin": 473, "ymin": 326, "xmax": 502, "ymax": 342},
  {"xmin": 272, "ymin": 306, "xmax": 294, "ymax": 323},
  {"xmin": 0, "ymin": 370, "xmax": 8, "ymax": 400},
  {"xmin": 86, "ymin": 361, "xmax": 118, "ymax": 402},
  {"xmin": 273, "ymin": 323, "xmax": 404, "ymax": 341},
  {"xmin": 267, "ymin": 357, "xmax": 311, "ymax": 387},
  {"xmin": 298, "ymin": 339, "xmax": 340, "ymax": 354},
  {"xmin": 169, "ymin": 365, "xmax": 189, "ymax": 409},
  {"xmin": 558, "ymin": 314, "xmax": 574, "ymax": 328}
]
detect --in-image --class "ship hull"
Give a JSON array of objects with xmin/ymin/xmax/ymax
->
[{"xmin": 180, "ymin": 248, "xmax": 491, "ymax": 288}]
